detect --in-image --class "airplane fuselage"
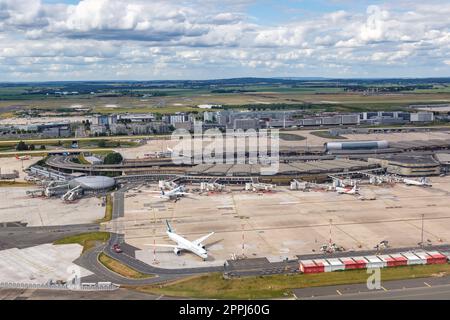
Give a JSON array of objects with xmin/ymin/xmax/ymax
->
[
  {"xmin": 168, "ymin": 231, "xmax": 208, "ymax": 260},
  {"xmin": 335, "ymin": 186, "xmax": 357, "ymax": 194},
  {"xmin": 403, "ymin": 179, "xmax": 432, "ymax": 187},
  {"xmin": 160, "ymin": 186, "xmax": 189, "ymax": 201}
]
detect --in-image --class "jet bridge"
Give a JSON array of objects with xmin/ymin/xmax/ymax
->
[
  {"xmin": 44, "ymin": 181, "xmax": 70, "ymax": 197},
  {"xmin": 62, "ymin": 185, "xmax": 83, "ymax": 201}
]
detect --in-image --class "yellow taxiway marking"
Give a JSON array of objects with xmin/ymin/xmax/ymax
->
[
  {"xmin": 381, "ymin": 286, "xmax": 388, "ymax": 291},
  {"xmin": 424, "ymin": 282, "xmax": 432, "ymax": 288},
  {"xmin": 336, "ymin": 290, "xmax": 342, "ymax": 296}
]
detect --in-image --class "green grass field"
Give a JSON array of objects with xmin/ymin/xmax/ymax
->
[
  {"xmin": 134, "ymin": 264, "xmax": 450, "ymax": 299},
  {"xmin": 279, "ymin": 133, "xmax": 306, "ymax": 141},
  {"xmin": 2, "ymin": 85, "xmax": 450, "ymax": 116},
  {"xmin": 309, "ymin": 130, "xmax": 347, "ymax": 140},
  {"xmin": 0, "ymin": 181, "xmax": 34, "ymax": 188},
  {"xmin": 97, "ymin": 195, "xmax": 113, "ymax": 223},
  {"xmin": 99, "ymin": 253, "xmax": 154, "ymax": 279},
  {"xmin": 54, "ymin": 232, "xmax": 110, "ymax": 253}
]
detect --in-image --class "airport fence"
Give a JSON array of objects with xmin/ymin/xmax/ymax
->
[{"xmin": 0, "ymin": 281, "xmax": 120, "ymax": 291}]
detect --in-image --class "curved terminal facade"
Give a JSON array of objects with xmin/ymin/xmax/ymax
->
[
  {"xmin": 325, "ymin": 140, "xmax": 389, "ymax": 151},
  {"xmin": 68, "ymin": 176, "xmax": 116, "ymax": 191}
]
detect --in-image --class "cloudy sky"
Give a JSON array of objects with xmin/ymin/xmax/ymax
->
[{"xmin": 1, "ymin": 0, "xmax": 450, "ymax": 81}]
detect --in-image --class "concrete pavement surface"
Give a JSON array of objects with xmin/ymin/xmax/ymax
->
[
  {"xmin": 0, "ymin": 287, "xmax": 179, "ymax": 300},
  {"xmin": 294, "ymin": 276, "xmax": 450, "ymax": 300}
]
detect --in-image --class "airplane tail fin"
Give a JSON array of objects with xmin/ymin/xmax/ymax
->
[{"xmin": 166, "ymin": 220, "xmax": 173, "ymax": 233}]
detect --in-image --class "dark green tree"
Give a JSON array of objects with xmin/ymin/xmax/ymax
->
[
  {"xmin": 103, "ymin": 152, "xmax": 123, "ymax": 165},
  {"xmin": 16, "ymin": 141, "xmax": 28, "ymax": 151}
]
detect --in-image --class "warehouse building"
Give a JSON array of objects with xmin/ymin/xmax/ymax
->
[
  {"xmin": 411, "ymin": 112, "xmax": 434, "ymax": 122},
  {"xmin": 233, "ymin": 118, "xmax": 260, "ymax": 130},
  {"xmin": 325, "ymin": 141, "xmax": 389, "ymax": 152}
]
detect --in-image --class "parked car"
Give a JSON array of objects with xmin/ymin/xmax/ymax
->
[{"xmin": 112, "ymin": 244, "xmax": 123, "ymax": 253}]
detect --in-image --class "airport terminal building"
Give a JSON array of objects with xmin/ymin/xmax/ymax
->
[{"xmin": 368, "ymin": 155, "xmax": 441, "ymax": 177}]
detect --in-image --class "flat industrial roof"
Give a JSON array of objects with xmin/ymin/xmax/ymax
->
[
  {"xmin": 435, "ymin": 153, "xmax": 450, "ymax": 164},
  {"xmin": 385, "ymin": 155, "xmax": 439, "ymax": 165},
  {"xmin": 185, "ymin": 159, "xmax": 376, "ymax": 176}
]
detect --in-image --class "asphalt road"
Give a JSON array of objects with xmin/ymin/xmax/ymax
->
[
  {"xmin": 75, "ymin": 243, "xmax": 185, "ymax": 286},
  {"xmin": 333, "ymin": 284, "xmax": 450, "ymax": 300},
  {"xmin": 0, "ymin": 135, "xmax": 169, "ymax": 145},
  {"xmin": 294, "ymin": 276, "xmax": 450, "ymax": 300},
  {"xmin": 0, "ymin": 223, "xmax": 99, "ymax": 250}
]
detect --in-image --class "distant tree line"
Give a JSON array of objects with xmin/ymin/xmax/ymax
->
[
  {"xmin": 210, "ymin": 89, "xmax": 254, "ymax": 94},
  {"xmin": 16, "ymin": 141, "xmax": 29, "ymax": 151},
  {"xmin": 344, "ymin": 85, "xmax": 434, "ymax": 92},
  {"xmin": 16, "ymin": 141, "xmax": 46, "ymax": 151}
]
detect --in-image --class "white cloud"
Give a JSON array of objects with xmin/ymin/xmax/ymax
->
[
  {"xmin": 359, "ymin": 5, "xmax": 390, "ymax": 43},
  {"xmin": 1, "ymin": 0, "xmax": 450, "ymax": 80}
]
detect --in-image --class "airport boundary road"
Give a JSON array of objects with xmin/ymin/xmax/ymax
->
[
  {"xmin": 0, "ymin": 135, "xmax": 170, "ymax": 145},
  {"xmin": 75, "ymin": 244, "xmax": 186, "ymax": 286},
  {"xmin": 294, "ymin": 276, "xmax": 450, "ymax": 300}
]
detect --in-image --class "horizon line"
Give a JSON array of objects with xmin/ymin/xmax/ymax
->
[{"xmin": 2, "ymin": 76, "xmax": 450, "ymax": 84}]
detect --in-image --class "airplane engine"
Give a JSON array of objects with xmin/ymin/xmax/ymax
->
[{"xmin": 173, "ymin": 248, "xmax": 181, "ymax": 255}]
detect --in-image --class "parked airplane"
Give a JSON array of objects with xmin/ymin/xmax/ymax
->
[
  {"xmin": 146, "ymin": 220, "xmax": 214, "ymax": 260},
  {"xmin": 403, "ymin": 177, "xmax": 432, "ymax": 187},
  {"xmin": 335, "ymin": 185, "xmax": 359, "ymax": 195},
  {"xmin": 158, "ymin": 185, "xmax": 190, "ymax": 201},
  {"xmin": 15, "ymin": 155, "xmax": 30, "ymax": 161}
]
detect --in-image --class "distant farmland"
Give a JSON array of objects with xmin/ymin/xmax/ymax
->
[{"xmin": 2, "ymin": 81, "xmax": 450, "ymax": 117}]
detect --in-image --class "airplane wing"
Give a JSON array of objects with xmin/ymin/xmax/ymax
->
[
  {"xmin": 145, "ymin": 244, "xmax": 178, "ymax": 248},
  {"xmin": 192, "ymin": 232, "xmax": 215, "ymax": 246},
  {"xmin": 145, "ymin": 243, "xmax": 190, "ymax": 250}
]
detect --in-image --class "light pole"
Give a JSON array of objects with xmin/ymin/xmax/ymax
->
[
  {"xmin": 421, "ymin": 214, "xmax": 425, "ymax": 248},
  {"xmin": 329, "ymin": 219, "xmax": 333, "ymax": 248},
  {"xmin": 241, "ymin": 224, "xmax": 245, "ymax": 258},
  {"xmin": 152, "ymin": 208, "xmax": 158, "ymax": 264}
]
